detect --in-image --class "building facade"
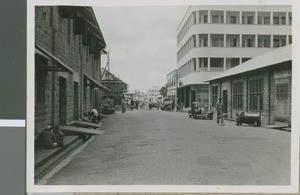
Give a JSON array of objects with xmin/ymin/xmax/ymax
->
[
  {"xmin": 207, "ymin": 45, "xmax": 291, "ymax": 125},
  {"xmin": 147, "ymin": 86, "xmax": 160, "ymax": 102},
  {"xmin": 35, "ymin": 6, "xmax": 108, "ymax": 134},
  {"xmin": 176, "ymin": 5, "xmax": 292, "ymax": 108},
  {"xmin": 101, "ymin": 68, "xmax": 128, "ymax": 106},
  {"xmin": 166, "ymin": 69, "xmax": 178, "ymax": 102}
]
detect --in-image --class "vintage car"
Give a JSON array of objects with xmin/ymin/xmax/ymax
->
[
  {"xmin": 236, "ymin": 112, "xmax": 261, "ymax": 126},
  {"xmin": 161, "ymin": 99, "xmax": 174, "ymax": 111},
  {"xmin": 188, "ymin": 102, "xmax": 214, "ymax": 119}
]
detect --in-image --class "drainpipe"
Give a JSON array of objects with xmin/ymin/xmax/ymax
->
[
  {"xmin": 51, "ymin": 27, "xmax": 56, "ymax": 126},
  {"xmin": 230, "ymin": 78, "xmax": 233, "ymax": 119},
  {"xmin": 268, "ymin": 69, "xmax": 271, "ymax": 124},
  {"xmin": 246, "ymin": 75, "xmax": 249, "ymax": 112}
]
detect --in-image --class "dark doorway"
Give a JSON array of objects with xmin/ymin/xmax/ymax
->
[
  {"xmin": 73, "ymin": 82, "xmax": 79, "ymax": 120},
  {"xmin": 191, "ymin": 90, "xmax": 196, "ymax": 103},
  {"xmin": 223, "ymin": 90, "xmax": 228, "ymax": 114},
  {"xmin": 59, "ymin": 77, "xmax": 67, "ymax": 125}
]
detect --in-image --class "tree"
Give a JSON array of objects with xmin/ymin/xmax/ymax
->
[{"xmin": 159, "ymin": 86, "xmax": 167, "ymax": 98}]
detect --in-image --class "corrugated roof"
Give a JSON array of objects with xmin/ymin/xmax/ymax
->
[
  {"xmin": 206, "ymin": 45, "xmax": 292, "ymax": 82},
  {"xmin": 179, "ymin": 71, "xmax": 222, "ymax": 87}
]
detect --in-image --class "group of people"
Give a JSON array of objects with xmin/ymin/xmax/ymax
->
[
  {"xmin": 82, "ymin": 108, "xmax": 102, "ymax": 124},
  {"xmin": 120, "ymin": 99, "xmax": 140, "ymax": 113},
  {"xmin": 35, "ymin": 125, "xmax": 65, "ymax": 149}
]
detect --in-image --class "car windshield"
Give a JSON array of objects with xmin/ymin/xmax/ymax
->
[{"xmin": 194, "ymin": 102, "xmax": 208, "ymax": 108}]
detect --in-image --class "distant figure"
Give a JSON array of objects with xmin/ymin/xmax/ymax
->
[
  {"xmin": 121, "ymin": 99, "xmax": 126, "ymax": 113},
  {"xmin": 130, "ymin": 99, "xmax": 135, "ymax": 111},
  {"xmin": 216, "ymin": 97, "xmax": 225, "ymax": 125},
  {"xmin": 135, "ymin": 100, "xmax": 139, "ymax": 110}
]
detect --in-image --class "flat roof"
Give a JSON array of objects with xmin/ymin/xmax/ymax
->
[{"xmin": 206, "ymin": 45, "xmax": 292, "ymax": 82}]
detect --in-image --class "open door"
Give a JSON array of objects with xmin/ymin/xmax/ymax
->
[
  {"xmin": 59, "ymin": 77, "xmax": 67, "ymax": 125},
  {"xmin": 223, "ymin": 90, "xmax": 228, "ymax": 115}
]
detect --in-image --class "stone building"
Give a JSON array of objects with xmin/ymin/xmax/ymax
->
[
  {"xmin": 35, "ymin": 6, "xmax": 109, "ymax": 134},
  {"xmin": 206, "ymin": 45, "xmax": 291, "ymax": 125}
]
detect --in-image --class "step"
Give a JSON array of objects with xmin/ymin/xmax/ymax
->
[
  {"xmin": 34, "ymin": 136, "xmax": 87, "ymax": 183},
  {"xmin": 35, "ymin": 136, "xmax": 80, "ymax": 168}
]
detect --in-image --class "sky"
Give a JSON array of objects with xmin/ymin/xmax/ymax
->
[{"xmin": 94, "ymin": 6, "xmax": 188, "ymax": 92}]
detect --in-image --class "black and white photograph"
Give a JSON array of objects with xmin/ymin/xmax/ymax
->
[{"xmin": 27, "ymin": 0, "xmax": 299, "ymax": 194}]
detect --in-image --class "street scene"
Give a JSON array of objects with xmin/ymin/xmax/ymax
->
[
  {"xmin": 33, "ymin": 5, "xmax": 292, "ymax": 187},
  {"xmin": 44, "ymin": 108, "xmax": 290, "ymax": 185}
]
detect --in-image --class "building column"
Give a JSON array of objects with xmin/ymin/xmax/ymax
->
[
  {"xmin": 196, "ymin": 57, "xmax": 200, "ymax": 70},
  {"xmin": 239, "ymin": 11, "xmax": 242, "ymax": 24},
  {"xmin": 224, "ymin": 10, "xmax": 227, "ymax": 24},
  {"xmin": 189, "ymin": 88, "xmax": 192, "ymax": 108},
  {"xmin": 196, "ymin": 10, "xmax": 199, "ymax": 24},
  {"xmin": 255, "ymin": 11, "xmax": 258, "ymax": 24},
  {"xmin": 271, "ymin": 34, "xmax": 274, "ymax": 47},
  {"xmin": 183, "ymin": 87, "xmax": 187, "ymax": 107},
  {"xmin": 208, "ymin": 10, "xmax": 211, "ymax": 23},
  {"xmin": 223, "ymin": 58, "xmax": 226, "ymax": 71},
  {"xmin": 255, "ymin": 34, "xmax": 258, "ymax": 47},
  {"xmin": 208, "ymin": 57, "xmax": 211, "ymax": 71},
  {"xmin": 208, "ymin": 33, "xmax": 211, "ymax": 47},
  {"xmin": 239, "ymin": 58, "xmax": 242, "ymax": 64},
  {"xmin": 286, "ymin": 12, "xmax": 289, "ymax": 25},
  {"xmin": 239, "ymin": 34, "xmax": 242, "ymax": 47},
  {"xmin": 196, "ymin": 34, "xmax": 199, "ymax": 47},
  {"xmin": 224, "ymin": 34, "xmax": 226, "ymax": 47},
  {"xmin": 270, "ymin": 12, "xmax": 273, "ymax": 25}
]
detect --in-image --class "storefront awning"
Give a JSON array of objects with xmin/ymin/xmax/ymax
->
[
  {"xmin": 85, "ymin": 74, "xmax": 111, "ymax": 92},
  {"xmin": 35, "ymin": 44, "xmax": 74, "ymax": 74}
]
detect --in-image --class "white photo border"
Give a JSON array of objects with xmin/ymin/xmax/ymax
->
[{"xmin": 27, "ymin": 0, "xmax": 299, "ymax": 193}]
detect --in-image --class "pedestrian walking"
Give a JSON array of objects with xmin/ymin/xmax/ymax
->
[
  {"xmin": 121, "ymin": 99, "xmax": 126, "ymax": 113},
  {"xmin": 216, "ymin": 97, "xmax": 225, "ymax": 125}
]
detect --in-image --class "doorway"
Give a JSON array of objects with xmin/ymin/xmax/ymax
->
[
  {"xmin": 73, "ymin": 82, "xmax": 79, "ymax": 120},
  {"xmin": 59, "ymin": 77, "xmax": 67, "ymax": 125},
  {"xmin": 223, "ymin": 90, "xmax": 228, "ymax": 115}
]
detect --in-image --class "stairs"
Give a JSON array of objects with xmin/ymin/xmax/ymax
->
[{"xmin": 34, "ymin": 135, "xmax": 88, "ymax": 183}]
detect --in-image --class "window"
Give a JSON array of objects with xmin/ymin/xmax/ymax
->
[
  {"xmin": 258, "ymin": 38, "xmax": 263, "ymax": 47},
  {"xmin": 212, "ymin": 15, "xmax": 219, "ymax": 23},
  {"xmin": 257, "ymin": 16, "xmax": 262, "ymax": 24},
  {"xmin": 203, "ymin": 38, "xmax": 208, "ymax": 46},
  {"xmin": 233, "ymin": 82, "xmax": 243, "ymax": 110},
  {"xmin": 211, "ymin": 58, "xmax": 223, "ymax": 68},
  {"xmin": 67, "ymin": 19, "xmax": 71, "ymax": 44},
  {"xmin": 264, "ymin": 17, "xmax": 270, "ymax": 24},
  {"xmin": 249, "ymin": 79, "xmax": 263, "ymax": 111},
  {"xmin": 212, "ymin": 86, "xmax": 219, "ymax": 107},
  {"xmin": 247, "ymin": 16, "xmax": 254, "ymax": 24},
  {"xmin": 199, "ymin": 58, "xmax": 208, "ymax": 68},
  {"xmin": 192, "ymin": 58, "xmax": 196, "ymax": 71},
  {"xmin": 264, "ymin": 39, "xmax": 270, "ymax": 47},
  {"xmin": 273, "ymin": 17, "xmax": 279, "ymax": 25},
  {"xmin": 229, "ymin": 39, "xmax": 237, "ymax": 47},
  {"xmin": 289, "ymin": 35, "xmax": 292, "ymax": 44},
  {"xmin": 273, "ymin": 39, "xmax": 279, "ymax": 47},
  {"xmin": 230, "ymin": 16, "xmax": 236, "ymax": 24},
  {"xmin": 276, "ymin": 83, "xmax": 288, "ymax": 100},
  {"xmin": 204, "ymin": 15, "xmax": 208, "ymax": 23},
  {"xmin": 193, "ymin": 12, "xmax": 197, "ymax": 24},
  {"xmin": 242, "ymin": 58, "xmax": 251, "ymax": 63},
  {"xmin": 281, "ymin": 17, "xmax": 286, "ymax": 25},
  {"xmin": 212, "ymin": 37, "xmax": 223, "ymax": 47},
  {"xmin": 242, "ymin": 16, "xmax": 245, "ymax": 24}
]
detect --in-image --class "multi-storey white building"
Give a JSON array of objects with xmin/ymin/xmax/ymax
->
[
  {"xmin": 176, "ymin": 5, "xmax": 292, "ymax": 108},
  {"xmin": 147, "ymin": 86, "xmax": 160, "ymax": 102},
  {"xmin": 166, "ymin": 69, "xmax": 178, "ymax": 102}
]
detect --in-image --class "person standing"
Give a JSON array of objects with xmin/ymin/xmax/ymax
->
[{"xmin": 216, "ymin": 97, "xmax": 225, "ymax": 125}]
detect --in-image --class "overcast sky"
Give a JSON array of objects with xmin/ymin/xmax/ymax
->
[{"xmin": 94, "ymin": 6, "xmax": 188, "ymax": 92}]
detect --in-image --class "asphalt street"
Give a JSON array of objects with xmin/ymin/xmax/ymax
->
[{"xmin": 46, "ymin": 108, "xmax": 291, "ymax": 185}]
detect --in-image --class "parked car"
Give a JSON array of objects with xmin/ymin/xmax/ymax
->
[
  {"xmin": 188, "ymin": 102, "xmax": 214, "ymax": 119},
  {"xmin": 236, "ymin": 112, "xmax": 261, "ymax": 126}
]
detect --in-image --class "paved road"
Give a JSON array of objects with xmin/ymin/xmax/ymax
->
[{"xmin": 46, "ymin": 109, "xmax": 290, "ymax": 185}]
